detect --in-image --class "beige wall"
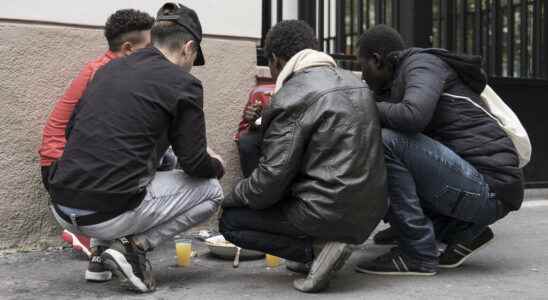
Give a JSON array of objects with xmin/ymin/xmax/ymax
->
[
  {"xmin": 0, "ymin": 21, "xmax": 256, "ymax": 249},
  {"xmin": 1, "ymin": 0, "xmax": 261, "ymax": 38}
]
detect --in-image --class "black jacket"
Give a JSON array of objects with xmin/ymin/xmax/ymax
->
[
  {"xmin": 223, "ymin": 66, "xmax": 388, "ymax": 244},
  {"xmin": 377, "ymin": 48, "xmax": 524, "ymax": 210},
  {"xmin": 48, "ymin": 47, "xmax": 224, "ymax": 214}
]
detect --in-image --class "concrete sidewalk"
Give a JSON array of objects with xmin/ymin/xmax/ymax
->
[{"xmin": 1, "ymin": 193, "xmax": 547, "ymax": 300}]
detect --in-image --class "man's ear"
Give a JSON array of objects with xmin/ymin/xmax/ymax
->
[
  {"xmin": 372, "ymin": 52, "xmax": 383, "ymax": 69},
  {"xmin": 182, "ymin": 40, "xmax": 195, "ymax": 56},
  {"xmin": 120, "ymin": 41, "xmax": 134, "ymax": 56}
]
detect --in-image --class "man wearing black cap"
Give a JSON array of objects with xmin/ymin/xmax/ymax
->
[{"xmin": 46, "ymin": 3, "xmax": 223, "ymax": 293}]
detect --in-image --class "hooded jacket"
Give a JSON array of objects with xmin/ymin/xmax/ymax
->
[
  {"xmin": 377, "ymin": 48, "xmax": 524, "ymax": 210},
  {"xmin": 223, "ymin": 66, "xmax": 388, "ymax": 244}
]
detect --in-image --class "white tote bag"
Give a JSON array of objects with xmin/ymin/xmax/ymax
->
[{"xmin": 443, "ymin": 85, "xmax": 532, "ymax": 168}]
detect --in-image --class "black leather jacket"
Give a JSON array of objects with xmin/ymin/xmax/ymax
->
[{"xmin": 223, "ymin": 66, "xmax": 388, "ymax": 244}]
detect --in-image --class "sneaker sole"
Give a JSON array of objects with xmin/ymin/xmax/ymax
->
[
  {"xmin": 85, "ymin": 270, "xmax": 112, "ymax": 282},
  {"xmin": 439, "ymin": 239, "xmax": 493, "ymax": 269},
  {"xmin": 354, "ymin": 266, "xmax": 437, "ymax": 276},
  {"xmin": 102, "ymin": 249, "xmax": 149, "ymax": 292}
]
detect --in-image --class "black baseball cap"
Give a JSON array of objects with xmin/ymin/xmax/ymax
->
[{"xmin": 156, "ymin": 3, "xmax": 205, "ymax": 66}]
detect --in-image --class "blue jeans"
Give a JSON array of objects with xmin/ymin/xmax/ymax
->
[{"xmin": 382, "ymin": 129, "xmax": 498, "ymax": 264}]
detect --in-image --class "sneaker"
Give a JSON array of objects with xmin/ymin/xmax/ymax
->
[
  {"xmin": 62, "ymin": 230, "xmax": 91, "ymax": 257},
  {"xmin": 355, "ymin": 248, "xmax": 437, "ymax": 276},
  {"xmin": 85, "ymin": 247, "xmax": 112, "ymax": 282},
  {"xmin": 439, "ymin": 227, "xmax": 494, "ymax": 269},
  {"xmin": 101, "ymin": 237, "xmax": 155, "ymax": 293},
  {"xmin": 373, "ymin": 226, "xmax": 398, "ymax": 245},
  {"xmin": 286, "ymin": 261, "xmax": 312, "ymax": 274},
  {"xmin": 293, "ymin": 242, "xmax": 352, "ymax": 293}
]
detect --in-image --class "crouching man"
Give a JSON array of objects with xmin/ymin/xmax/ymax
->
[
  {"xmin": 219, "ymin": 20, "xmax": 387, "ymax": 293},
  {"xmin": 45, "ymin": 3, "xmax": 224, "ymax": 293},
  {"xmin": 355, "ymin": 25, "xmax": 524, "ymax": 276}
]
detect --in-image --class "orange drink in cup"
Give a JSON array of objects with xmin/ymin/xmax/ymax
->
[
  {"xmin": 265, "ymin": 254, "xmax": 281, "ymax": 267},
  {"xmin": 175, "ymin": 238, "xmax": 192, "ymax": 267}
]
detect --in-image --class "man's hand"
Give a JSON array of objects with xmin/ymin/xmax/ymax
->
[
  {"xmin": 243, "ymin": 103, "xmax": 263, "ymax": 129},
  {"xmin": 207, "ymin": 146, "xmax": 225, "ymax": 169}
]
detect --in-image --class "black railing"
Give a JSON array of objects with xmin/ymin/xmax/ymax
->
[
  {"xmin": 260, "ymin": 0, "xmax": 400, "ymax": 70},
  {"xmin": 260, "ymin": 0, "xmax": 546, "ymax": 78},
  {"xmin": 433, "ymin": 0, "xmax": 547, "ymax": 79},
  {"xmin": 259, "ymin": 0, "xmax": 548, "ymax": 186}
]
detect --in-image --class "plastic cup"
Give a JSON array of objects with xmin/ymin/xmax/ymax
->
[
  {"xmin": 265, "ymin": 254, "xmax": 281, "ymax": 268},
  {"xmin": 175, "ymin": 238, "xmax": 192, "ymax": 267}
]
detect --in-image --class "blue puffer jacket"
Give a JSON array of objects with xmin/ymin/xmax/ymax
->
[{"xmin": 377, "ymin": 48, "xmax": 524, "ymax": 211}]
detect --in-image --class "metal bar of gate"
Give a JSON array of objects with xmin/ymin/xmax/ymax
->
[
  {"xmin": 494, "ymin": 0, "xmax": 503, "ymax": 76},
  {"xmin": 474, "ymin": 0, "xmax": 481, "ymax": 54},
  {"xmin": 439, "ymin": 0, "xmax": 443, "ymax": 47},
  {"xmin": 350, "ymin": 0, "xmax": 355, "ymax": 54},
  {"xmin": 365, "ymin": 0, "xmax": 370, "ymax": 27},
  {"xmin": 532, "ymin": 0, "xmax": 541, "ymax": 77},
  {"xmin": 520, "ymin": 0, "xmax": 528, "ymax": 77},
  {"xmin": 375, "ymin": 0, "xmax": 383, "ymax": 24},
  {"xmin": 545, "ymin": 0, "xmax": 548, "ymax": 78},
  {"xmin": 262, "ymin": 0, "xmax": 272, "ymax": 47},
  {"xmin": 319, "ymin": 0, "xmax": 325, "ymax": 51},
  {"xmin": 358, "ymin": 0, "xmax": 364, "ymax": 35},
  {"xmin": 392, "ymin": 0, "xmax": 399, "ymax": 29},
  {"xmin": 336, "ymin": 0, "xmax": 346, "ymax": 53},
  {"xmin": 327, "ymin": 0, "xmax": 332, "ymax": 53},
  {"xmin": 442, "ymin": 0, "xmax": 456, "ymax": 50},
  {"xmin": 277, "ymin": 0, "xmax": 283, "ymax": 23},
  {"xmin": 507, "ymin": 0, "xmax": 515, "ymax": 77},
  {"xmin": 460, "ymin": 0, "xmax": 467, "ymax": 53},
  {"xmin": 441, "ymin": 0, "xmax": 447, "ymax": 49},
  {"xmin": 489, "ymin": 0, "xmax": 501, "ymax": 75}
]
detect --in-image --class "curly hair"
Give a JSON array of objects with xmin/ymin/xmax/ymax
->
[
  {"xmin": 104, "ymin": 9, "xmax": 155, "ymax": 52},
  {"xmin": 264, "ymin": 20, "xmax": 319, "ymax": 62},
  {"xmin": 358, "ymin": 25, "xmax": 406, "ymax": 60}
]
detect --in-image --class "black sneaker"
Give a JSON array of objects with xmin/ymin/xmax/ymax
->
[
  {"xmin": 85, "ymin": 247, "xmax": 112, "ymax": 282},
  {"xmin": 293, "ymin": 242, "xmax": 352, "ymax": 293},
  {"xmin": 355, "ymin": 248, "xmax": 438, "ymax": 276},
  {"xmin": 439, "ymin": 227, "xmax": 494, "ymax": 269},
  {"xmin": 101, "ymin": 237, "xmax": 155, "ymax": 293},
  {"xmin": 373, "ymin": 226, "xmax": 399, "ymax": 245}
]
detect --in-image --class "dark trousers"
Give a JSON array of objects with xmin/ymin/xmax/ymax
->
[
  {"xmin": 382, "ymin": 129, "xmax": 501, "ymax": 264},
  {"xmin": 237, "ymin": 130, "xmax": 262, "ymax": 177},
  {"xmin": 219, "ymin": 206, "xmax": 314, "ymax": 263}
]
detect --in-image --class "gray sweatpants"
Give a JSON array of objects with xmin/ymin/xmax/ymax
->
[{"xmin": 52, "ymin": 170, "xmax": 223, "ymax": 250}]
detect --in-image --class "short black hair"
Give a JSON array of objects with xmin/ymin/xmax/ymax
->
[
  {"xmin": 104, "ymin": 9, "xmax": 155, "ymax": 52},
  {"xmin": 151, "ymin": 4, "xmax": 195, "ymax": 52},
  {"xmin": 358, "ymin": 25, "xmax": 406, "ymax": 60},
  {"xmin": 264, "ymin": 20, "xmax": 319, "ymax": 62}
]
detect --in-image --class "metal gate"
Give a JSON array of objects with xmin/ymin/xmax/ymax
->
[{"xmin": 260, "ymin": 0, "xmax": 548, "ymax": 187}]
